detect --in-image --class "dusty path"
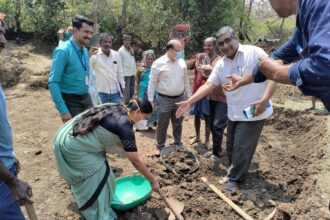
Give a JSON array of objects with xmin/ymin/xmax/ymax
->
[{"xmin": 2, "ymin": 41, "xmax": 330, "ymax": 219}]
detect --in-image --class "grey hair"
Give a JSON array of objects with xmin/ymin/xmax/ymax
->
[
  {"xmin": 142, "ymin": 49, "xmax": 155, "ymax": 59},
  {"xmin": 216, "ymin": 26, "xmax": 237, "ymax": 39},
  {"xmin": 122, "ymin": 34, "xmax": 131, "ymax": 40},
  {"xmin": 99, "ymin": 33, "xmax": 113, "ymax": 43},
  {"xmin": 141, "ymin": 49, "xmax": 155, "ymax": 64}
]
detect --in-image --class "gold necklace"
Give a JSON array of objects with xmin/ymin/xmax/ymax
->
[
  {"xmin": 123, "ymin": 105, "xmax": 136, "ymax": 124},
  {"xmin": 127, "ymin": 111, "xmax": 137, "ymax": 124}
]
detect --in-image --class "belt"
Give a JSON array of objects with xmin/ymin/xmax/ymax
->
[
  {"xmin": 61, "ymin": 93, "xmax": 89, "ymax": 99},
  {"xmin": 158, "ymin": 92, "xmax": 183, "ymax": 99}
]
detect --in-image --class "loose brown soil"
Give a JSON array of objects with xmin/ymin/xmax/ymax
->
[
  {"xmin": 1, "ymin": 41, "xmax": 330, "ymax": 220},
  {"xmin": 162, "ymin": 148, "xmax": 198, "ymax": 174}
]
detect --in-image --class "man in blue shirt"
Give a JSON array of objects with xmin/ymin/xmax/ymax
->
[
  {"xmin": 49, "ymin": 15, "xmax": 94, "ymax": 122},
  {"xmin": 223, "ymin": 0, "xmax": 330, "ymax": 111},
  {"xmin": 0, "ymin": 84, "xmax": 32, "ymax": 219}
]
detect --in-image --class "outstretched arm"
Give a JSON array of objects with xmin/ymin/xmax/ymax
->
[{"xmin": 176, "ymin": 81, "xmax": 215, "ymax": 118}]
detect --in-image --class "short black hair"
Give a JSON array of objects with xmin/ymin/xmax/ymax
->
[
  {"xmin": 72, "ymin": 15, "xmax": 94, "ymax": 29},
  {"xmin": 166, "ymin": 43, "xmax": 174, "ymax": 51},
  {"xmin": 137, "ymin": 98, "xmax": 153, "ymax": 114},
  {"xmin": 126, "ymin": 98, "xmax": 153, "ymax": 114}
]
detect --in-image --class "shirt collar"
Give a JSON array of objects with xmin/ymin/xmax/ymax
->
[
  {"xmin": 165, "ymin": 53, "xmax": 176, "ymax": 63},
  {"xmin": 98, "ymin": 48, "xmax": 112, "ymax": 57}
]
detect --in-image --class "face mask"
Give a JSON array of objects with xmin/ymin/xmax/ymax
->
[
  {"xmin": 176, "ymin": 51, "xmax": 183, "ymax": 60},
  {"xmin": 134, "ymin": 120, "xmax": 148, "ymax": 130}
]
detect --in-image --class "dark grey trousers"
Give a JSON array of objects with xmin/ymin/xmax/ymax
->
[
  {"xmin": 226, "ymin": 119, "xmax": 265, "ymax": 182},
  {"xmin": 61, "ymin": 93, "xmax": 93, "ymax": 117},
  {"xmin": 209, "ymin": 100, "xmax": 228, "ymax": 156},
  {"xmin": 156, "ymin": 94, "xmax": 186, "ymax": 149},
  {"xmin": 124, "ymin": 75, "xmax": 135, "ymax": 104}
]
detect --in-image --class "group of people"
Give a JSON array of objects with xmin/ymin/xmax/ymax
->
[{"xmin": 1, "ymin": 0, "xmax": 330, "ymax": 219}]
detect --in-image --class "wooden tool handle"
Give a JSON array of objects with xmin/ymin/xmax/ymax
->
[
  {"xmin": 158, "ymin": 189, "xmax": 184, "ymax": 220},
  {"xmin": 25, "ymin": 202, "xmax": 38, "ymax": 220},
  {"xmin": 201, "ymin": 177, "xmax": 254, "ymax": 220}
]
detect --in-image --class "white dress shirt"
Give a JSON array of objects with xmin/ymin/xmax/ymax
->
[
  {"xmin": 118, "ymin": 46, "xmax": 136, "ymax": 77},
  {"xmin": 90, "ymin": 48, "xmax": 125, "ymax": 94},
  {"xmin": 208, "ymin": 44, "xmax": 273, "ymax": 121},
  {"xmin": 148, "ymin": 54, "xmax": 192, "ymax": 103}
]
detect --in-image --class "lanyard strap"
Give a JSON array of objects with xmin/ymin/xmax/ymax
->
[{"xmin": 70, "ymin": 40, "xmax": 88, "ymax": 74}]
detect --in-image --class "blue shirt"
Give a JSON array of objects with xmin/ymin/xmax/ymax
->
[
  {"xmin": 48, "ymin": 38, "xmax": 90, "ymax": 115},
  {"xmin": 253, "ymin": 0, "xmax": 330, "ymax": 109},
  {"xmin": 0, "ymin": 84, "xmax": 15, "ymax": 169}
]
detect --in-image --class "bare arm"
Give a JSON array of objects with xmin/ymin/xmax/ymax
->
[
  {"xmin": 0, "ymin": 160, "xmax": 32, "ymax": 204},
  {"xmin": 117, "ymin": 57, "xmax": 125, "ymax": 89},
  {"xmin": 126, "ymin": 152, "xmax": 159, "ymax": 191},
  {"xmin": 253, "ymin": 80, "xmax": 277, "ymax": 116},
  {"xmin": 176, "ymin": 81, "xmax": 216, "ymax": 118}
]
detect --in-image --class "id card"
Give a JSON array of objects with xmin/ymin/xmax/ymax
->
[{"xmin": 85, "ymin": 75, "xmax": 89, "ymax": 86}]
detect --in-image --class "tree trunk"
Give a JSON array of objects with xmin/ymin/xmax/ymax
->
[
  {"xmin": 279, "ymin": 18, "xmax": 285, "ymax": 40},
  {"xmin": 91, "ymin": 0, "xmax": 98, "ymax": 33},
  {"xmin": 14, "ymin": 0, "xmax": 21, "ymax": 32},
  {"xmin": 116, "ymin": 0, "xmax": 128, "ymax": 40},
  {"xmin": 239, "ymin": 0, "xmax": 253, "ymax": 42}
]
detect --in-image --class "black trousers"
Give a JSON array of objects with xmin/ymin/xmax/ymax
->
[{"xmin": 61, "ymin": 93, "xmax": 93, "ymax": 117}]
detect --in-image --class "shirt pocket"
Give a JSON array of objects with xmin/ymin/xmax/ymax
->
[{"xmin": 159, "ymin": 66, "xmax": 172, "ymax": 83}]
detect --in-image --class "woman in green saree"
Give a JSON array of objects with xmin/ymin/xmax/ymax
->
[{"xmin": 52, "ymin": 98, "xmax": 159, "ymax": 220}]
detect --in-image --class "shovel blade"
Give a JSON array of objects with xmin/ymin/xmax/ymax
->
[{"xmin": 166, "ymin": 197, "xmax": 184, "ymax": 220}]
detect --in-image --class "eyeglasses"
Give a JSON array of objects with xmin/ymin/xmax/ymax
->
[
  {"xmin": 173, "ymin": 48, "xmax": 181, "ymax": 52},
  {"xmin": 217, "ymin": 37, "xmax": 233, "ymax": 47}
]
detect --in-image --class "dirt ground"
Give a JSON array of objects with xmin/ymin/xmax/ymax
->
[{"xmin": 1, "ymin": 41, "xmax": 330, "ymax": 220}]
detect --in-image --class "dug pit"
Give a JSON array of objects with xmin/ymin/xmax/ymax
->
[{"xmin": 161, "ymin": 147, "xmax": 199, "ymax": 175}]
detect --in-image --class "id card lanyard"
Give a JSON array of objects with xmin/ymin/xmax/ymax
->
[{"xmin": 70, "ymin": 40, "xmax": 89, "ymax": 85}]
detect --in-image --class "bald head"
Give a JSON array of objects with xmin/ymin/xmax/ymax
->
[
  {"xmin": 204, "ymin": 37, "xmax": 217, "ymax": 46},
  {"xmin": 166, "ymin": 39, "xmax": 182, "ymax": 61},
  {"xmin": 166, "ymin": 39, "xmax": 183, "ymax": 51}
]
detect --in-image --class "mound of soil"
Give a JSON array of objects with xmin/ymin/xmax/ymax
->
[
  {"xmin": 0, "ymin": 41, "xmax": 51, "ymax": 89},
  {"xmin": 162, "ymin": 148, "xmax": 198, "ymax": 174}
]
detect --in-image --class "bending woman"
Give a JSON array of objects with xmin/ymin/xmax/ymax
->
[{"xmin": 52, "ymin": 98, "xmax": 159, "ymax": 220}]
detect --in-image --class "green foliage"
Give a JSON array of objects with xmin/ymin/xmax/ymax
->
[
  {"xmin": 0, "ymin": 1, "xmax": 15, "ymax": 28},
  {"xmin": 124, "ymin": 0, "xmax": 176, "ymax": 48},
  {"xmin": 0, "ymin": 0, "xmax": 295, "ymax": 51}
]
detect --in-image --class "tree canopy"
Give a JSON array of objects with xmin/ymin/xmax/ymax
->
[{"xmin": 0, "ymin": 0, "xmax": 295, "ymax": 56}]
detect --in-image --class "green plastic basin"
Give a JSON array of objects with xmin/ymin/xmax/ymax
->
[{"xmin": 111, "ymin": 174, "xmax": 152, "ymax": 211}]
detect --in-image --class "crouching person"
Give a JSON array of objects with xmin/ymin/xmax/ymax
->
[{"xmin": 52, "ymin": 98, "xmax": 159, "ymax": 220}]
